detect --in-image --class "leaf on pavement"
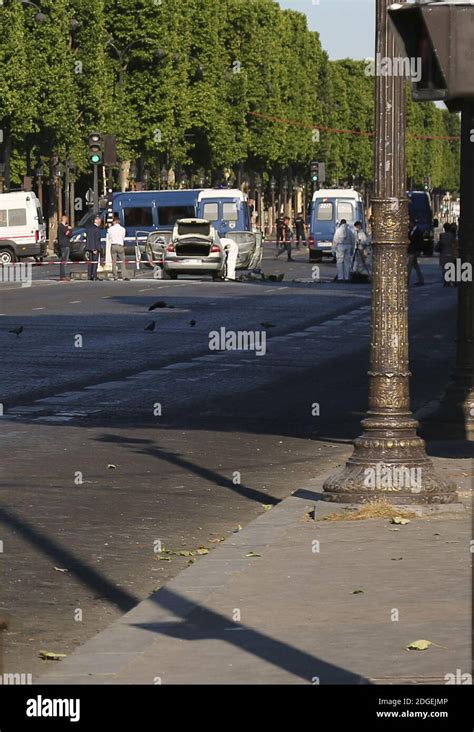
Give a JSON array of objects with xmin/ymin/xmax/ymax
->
[
  {"xmin": 232, "ymin": 525, "xmax": 242, "ymax": 533},
  {"xmin": 39, "ymin": 651, "xmax": 67, "ymax": 661},
  {"xmin": 54, "ymin": 567, "xmax": 68, "ymax": 572},
  {"xmin": 196, "ymin": 548, "xmax": 209, "ymax": 555},
  {"xmin": 391, "ymin": 516, "xmax": 410, "ymax": 525},
  {"xmin": 209, "ymin": 537, "xmax": 225, "ymax": 543},
  {"xmin": 352, "ymin": 589, "xmax": 364, "ymax": 594},
  {"xmin": 406, "ymin": 640, "xmax": 432, "ymax": 651},
  {"xmin": 156, "ymin": 556, "xmax": 172, "ymax": 561},
  {"xmin": 262, "ymin": 504, "xmax": 272, "ymax": 511},
  {"xmin": 176, "ymin": 550, "xmax": 193, "ymax": 557},
  {"xmin": 107, "ymin": 464, "xmax": 117, "ymax": 470},
  {"xmin": 245, "ymin": 551, "xmax": 261, "ymax": 558}
]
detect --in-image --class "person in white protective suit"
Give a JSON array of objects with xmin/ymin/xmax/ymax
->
[
  {"xmin": 221, "ymin": 237, "xmax": 239, "ymax": 280},
  {"xmin": 351, "ymin": 220, "xmax": 372, "ymax": 276},
  {"xmin": 332, "ymin": 219, "xmax": 355, "ymax": 282}
]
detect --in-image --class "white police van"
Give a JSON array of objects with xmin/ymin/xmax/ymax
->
[{"xmin": 0, "ymin": 191, "xmax": 47, "ymax": 264}]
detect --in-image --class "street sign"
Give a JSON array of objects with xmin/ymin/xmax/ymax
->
[{"xmin": 85, "ymin": 188, "xmax": 94, "ymax": 206}]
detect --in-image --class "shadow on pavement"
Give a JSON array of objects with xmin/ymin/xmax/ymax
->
[
  {"xmin": 0, "ymin": 507, "xmax": 139, "ymax": 613},
  {"xmin": 131, "ymin": 586, "xmax": 369, "ymax": 685}
]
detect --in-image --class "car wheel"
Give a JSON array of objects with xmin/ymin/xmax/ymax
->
[
  {"xmin": 73, "ymin": 246, "xmax": 87, "ymax": 262},
  {"xmin": 0, "ymin": 248, "xmax": 16, "ymax": 265},
  {"xmin": 309, "ymin": 251, "xmax": 323, "ymax": 263}
]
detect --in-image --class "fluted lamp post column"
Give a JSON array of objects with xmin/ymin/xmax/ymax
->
[{"xmin": 323, "ymin": 0, "xmax": 457, "ymax": 504}]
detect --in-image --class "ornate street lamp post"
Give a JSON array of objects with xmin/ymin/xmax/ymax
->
[{"xmin": 323, "ymin": 0, "xmax": 457, "ymax": 504}]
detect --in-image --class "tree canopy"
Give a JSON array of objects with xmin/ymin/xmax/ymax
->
[{"xmin": 0, "ymin": 0, "xmax": 460, "ymax": 193}]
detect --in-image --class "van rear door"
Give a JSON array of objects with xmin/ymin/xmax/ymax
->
[
  {"xmin": 311, "ymin": 199, "xmax": 336, "ymax": 248},
  {"xmin": 198, "ymin": 197, "xmax": 247, "ymax": 237}
]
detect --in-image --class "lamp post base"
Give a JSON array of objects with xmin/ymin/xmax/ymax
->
[
  {"xmin": 421, "ymin": 382, "xmax": 474, "ymax": 442},
  {"xmin": 323, "ymin": 417, "xmax": 459, "ymax": 505}
]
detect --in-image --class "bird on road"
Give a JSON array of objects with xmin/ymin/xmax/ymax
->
[
  {"xmin": 148, "ymin": 301, "xmax": 167, "ymax": 311},
  {"xmin": 8, "ymin": 326, "xmax": 23, "ymax": 336},
  {"xmin": 260, "ymin": 322, "xmax": 275, "ymax": 329},
  {"xmin": 189, "ymin": 319, "xmax": 196, "ymax": 327},
  {"xmin": 144, "ymin": 321, "xmax": 156, "ymax": 332}
]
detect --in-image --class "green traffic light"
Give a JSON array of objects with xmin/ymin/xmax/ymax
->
[{"xmin": 90, "ymin": 154, "xmax": 101, "ymax": 164}]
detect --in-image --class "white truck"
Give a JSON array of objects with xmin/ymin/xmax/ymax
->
[{"xmin": 0, "ymin": 191, "xmax": 47, "ymax": 264}]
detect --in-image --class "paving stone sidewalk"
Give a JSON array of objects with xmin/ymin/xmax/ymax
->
[{"xmin": 40, "ymin": 447, "xmax": 472, "ymax": 685}]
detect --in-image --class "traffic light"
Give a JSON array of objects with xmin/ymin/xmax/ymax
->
[
  {"xmin": 317, "ymin": 162, "xmax": 326, "ymax": 184},
  {"xmin": 310, "ymin": 161, "xmax": 325, "ymax": 185},
  {"xmin": 423, "ymin": 176, "xmax": 431, "ymax": 192},
  {"xmin": 88, "ymin": 132, "xmax": 103, "ymax": 165},
  {"xmin": 389, "ymin": 2, "xmax": 474, "ymax": 111},
  {"xmin": 103, "ymin": 134, "xmax": 118, "ymax": 166}
]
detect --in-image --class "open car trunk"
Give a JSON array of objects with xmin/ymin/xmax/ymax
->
[{"xmin": 175, "ymin": 238, "xmax": 212, "ymax": 257}]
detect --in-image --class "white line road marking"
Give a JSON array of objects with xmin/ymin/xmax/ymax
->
[
  {"xmin": 32, "ymin": 307, "xmax": 45, "ymax": 310},
  {"xmin": 69, "ymin": 301, "xmax": 81, "ymax": 304},
  {"xmin": 139, "ymin": 288, "xmax": 153, "ymax": 292}
]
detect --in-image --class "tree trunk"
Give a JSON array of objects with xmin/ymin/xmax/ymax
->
[{"xmin": 119, "ymin": 160, "xmax": 131, "ymax": 192}]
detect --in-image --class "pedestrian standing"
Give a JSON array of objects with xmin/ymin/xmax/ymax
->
[
  {"xmin": 276, "ymin": 216, "xmax": 285, "ymax": 250},
  {"xmin": 275, "ymin": 216, "xmax": 293, "ymax": 261},
  {"xmin": 407, "ymin": 218, "xmax": 425, "ymax": 286},
  {"xmin": 435, "ymin": 223, "xmax": 455, "ymax": 286},
  {"xmin": 85, "ymin": 215, "xmax": 104, "ymax": 281},
  {"xmin": 332, "ymin": 219, "xmax": 355, "ymax": 282},
  {"xmin": 293, "ymin": 212, "xmax": 307, "ymax": 249},
  {"xmin": 107, "ymin": 214, "xmax": 128, "ymax": 281},
  {"xmin": 57, "ymin": 214, "xmax": 72, "ymax": 281},
  {"xmin": 352, "ymin": 220, "xmax": 371, "ymax": 275}
]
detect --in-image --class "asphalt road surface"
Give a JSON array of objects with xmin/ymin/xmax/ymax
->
[{"xmin": 0, "ymin": 247, "xmax": 458, "ymax": 677}]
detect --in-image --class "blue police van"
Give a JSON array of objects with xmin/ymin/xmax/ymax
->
[
  {"xmin": 196, "ymin": 189, "xmax": 261, "ymax": 269},
  {"xmin": 308, "ymin": 189, "xmax": 366, "ymax": 262},
  {"xmin": 70, "ymin": 187, "xmax": 262, "ymax": 270},
  {"xmin": 407, "ymin": 190, "xmax": 434, "ymax": 256},
  {"xmin": 70, "ymin": 189, "xmax": 202, "ymax": 260}
]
